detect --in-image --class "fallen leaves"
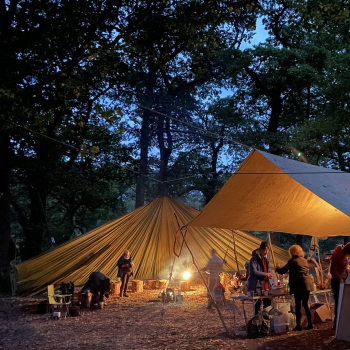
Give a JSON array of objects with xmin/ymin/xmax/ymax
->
[{"xmin": 0, "ymin": 284, "xmax": 348, "ymax": 350}]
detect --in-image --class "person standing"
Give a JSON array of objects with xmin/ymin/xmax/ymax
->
[
  {"xmin": 329, "ymin": 242, "xmax": 350, "ymax": 330},
  {"xmin": 248, "ymin": 241, "xmax": 274, "ymax": 315},
  {"xmin": 275, "ymin": 245, "xmax": 314, "ymax": 331},
  {"xmin": 117, "ymin": 250, "xmax": 133, "ymax": 298},
  {"xmin": 201, "ymin": 249, "xmax": 224, "ymax": 310}
]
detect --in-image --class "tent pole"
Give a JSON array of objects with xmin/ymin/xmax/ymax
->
[
  {"xmin": 169, "ymin": 213, "xmax": 188, "ymax": 285},
  {"xmin": 267, "ymin": 232, "xmax": 277, "ymax": 269},
  {"xmin": 169, "ymin": 256, "xmax": 176, "ymax": 285},
  {"xmin": 232, "ymin": 230, "xmax": 240, "ymax": 276},
  {"xmin": 177, "ymin": 225, "xmax": 231, "ymax": 335},
  {"xmin": 267, "ymin": 231, "xmax": 280, "ymax": 283},
  {"xmin": 316, "ymin": 247, "xmax": 323, "ymax": 284}
]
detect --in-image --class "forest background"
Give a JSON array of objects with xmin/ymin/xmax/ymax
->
[{"xmin": 1, "ymin": 0, "xmax": 350, "ymax": 291}]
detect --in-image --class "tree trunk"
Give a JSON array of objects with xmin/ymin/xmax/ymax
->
[
  {"xmin": 135, "ymin": 66, "xmax": 156, "ymax": 208},
  {"xmin": 204, "ymin": 135, "xmax": 224, "ymax": 203},
  {"xmin": 296, "ymin": 234, "xmax": 303, "ymax": 247},
  {"xmin": 157, "ymin": 116, "xmax": 172, "ymax": 197},
  {"xmin": 337, "ymin": 148, "xmax": 346, "ymax": 171},
  {"xmin": 267, "ymin": 95, "xmax": 283, "ymax": 155},
  {"xmin": 0, "ymin": 132, "xmax": 12, "ymax": 293},
  {"xmin": 23, "ymin": 183, "xmax": 47, "ymax": 258}
]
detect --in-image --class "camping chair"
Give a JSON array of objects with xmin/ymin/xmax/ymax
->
[{"xmin": 47, "ymin": 285, "xmax": 72, "ymax": 318}]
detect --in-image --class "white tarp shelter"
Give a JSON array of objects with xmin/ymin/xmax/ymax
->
[{"xmin": 189, "ymin": 149, "xmax": 350, "ymax": 237}]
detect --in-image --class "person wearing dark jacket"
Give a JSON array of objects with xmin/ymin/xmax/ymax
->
[
  {"xmin": 117, "ymin": 250, "xmax": 134, "ymax": 297},
  {"xmin": 275, "ymin": 244, "xmax": 314, "ymax": 331},
  {"xmin": 248, "ymin": 241, "xmax": 274, "ymax": 315}
]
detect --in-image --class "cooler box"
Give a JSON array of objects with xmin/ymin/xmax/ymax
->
[{"xmin": 271, "ymin": 314, "xmax": 288, "ymax": 334}]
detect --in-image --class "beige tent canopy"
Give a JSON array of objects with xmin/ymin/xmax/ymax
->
[
  {"xmin": 16, "ymin": 197, "xmax": 289, "ymax": 295},
  {"xmin": 190, "ymin": 149, "xmax": 350, "ymax": 237}
]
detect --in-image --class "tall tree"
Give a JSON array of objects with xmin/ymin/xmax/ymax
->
[
  {"xmin": 109, "ymin": 0, "xmax": 260, "ymax": 207},
  {"xmin": 0, "ymin": 0, "xmax": 129, "ymax": 288},
  {"xmin": 224, "ymin": 0, "xmax": 330, "ymax": 244}
]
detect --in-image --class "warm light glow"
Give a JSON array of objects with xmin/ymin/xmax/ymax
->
[{"xmin": 183, "ymin": 271, "xmax": 191, "ymax": 280}]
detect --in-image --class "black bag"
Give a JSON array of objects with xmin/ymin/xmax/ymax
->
[
  {"xmin": 36, "ymin": 301, "xmax": 48, "ymax": 314},
  {"xmin": 247, "ymin": 315, "xmax": 269, "ymax": 339}
]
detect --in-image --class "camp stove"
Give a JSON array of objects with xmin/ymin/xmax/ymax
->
[
  {"xmin": 158, "ymin": 287, "xmax": 183, "ymax": 303},
  {"xmin": 161, "ymin": 287, "xmax": 174, "ymax": 303}
]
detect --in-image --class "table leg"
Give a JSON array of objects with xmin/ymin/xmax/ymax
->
[
  {"xmin": 64, "ymin": 303, "xmax": 70, "ymax": 318},
  {"xmin": 324, "ymin": 291, "xmax": 332, "ymax": 321},
  {"xmin": 233, "ymin": 299, "xmax": 236, "ymax": 330},
  {"xmin": 242, "ymin": 300, "xmax": 248, "ymax": 327}
]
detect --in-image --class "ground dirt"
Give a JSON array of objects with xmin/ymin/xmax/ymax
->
[{"xmin": 0, "ymin": 280, "xmax": 348, "ymax": 350}]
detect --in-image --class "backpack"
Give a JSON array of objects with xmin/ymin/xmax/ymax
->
[{"xmin": 247, "ymin": 314, "xmax": 269, "ymax": 339}]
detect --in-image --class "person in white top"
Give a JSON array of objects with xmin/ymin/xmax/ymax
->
[{"xmin": 201, "ymin": 249, "xmax": 224, "ymax": 310}]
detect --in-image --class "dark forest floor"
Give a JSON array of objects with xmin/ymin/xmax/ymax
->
[{"xmin": 0, "ymin": 282, "xmax": 349, "ymax": 350}]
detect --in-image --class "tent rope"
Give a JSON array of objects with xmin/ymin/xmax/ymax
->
[
  {"xmin": 168, "ymin": 214, "xmax": 188, "ymax": 285},
  {"xmin": 177, "ymin": 225, "xmax": 231, "ymax": 335},
  {"xmin": 167, "ymin": 213, "xmax": 231, "ymax": 335}
]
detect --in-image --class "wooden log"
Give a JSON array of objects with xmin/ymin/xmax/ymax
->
[
  {"xmin": 147, "ymin": 280, "xmax": 157, "ymax": 289},
  {"xmin": 158, "ymin": 279, "xmax": 168, "ymax": 290},
  {"xmin": 180, "ymin": 280, "xmax": 190, "ymax": 291},
  {"xmin": 109, "ymin": 281, "xmax": 121, "ymax": 295},
  {"xmin": 132, "ymin": 280, "xmax": 143, "ymax": 293}
]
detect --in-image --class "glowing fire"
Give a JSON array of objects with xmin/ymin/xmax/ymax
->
[{"xmin": 183, "ymin": 271, "xmax": 191, "ymax": 280}]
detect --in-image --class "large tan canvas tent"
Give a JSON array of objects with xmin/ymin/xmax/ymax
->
[
  {"xmin": 190, "ymin": 149, "xmax": 350, "ymax": 237},
  {"xmin": 16, "ymin": 197, "xmax": 289, "ymax": 295}
]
